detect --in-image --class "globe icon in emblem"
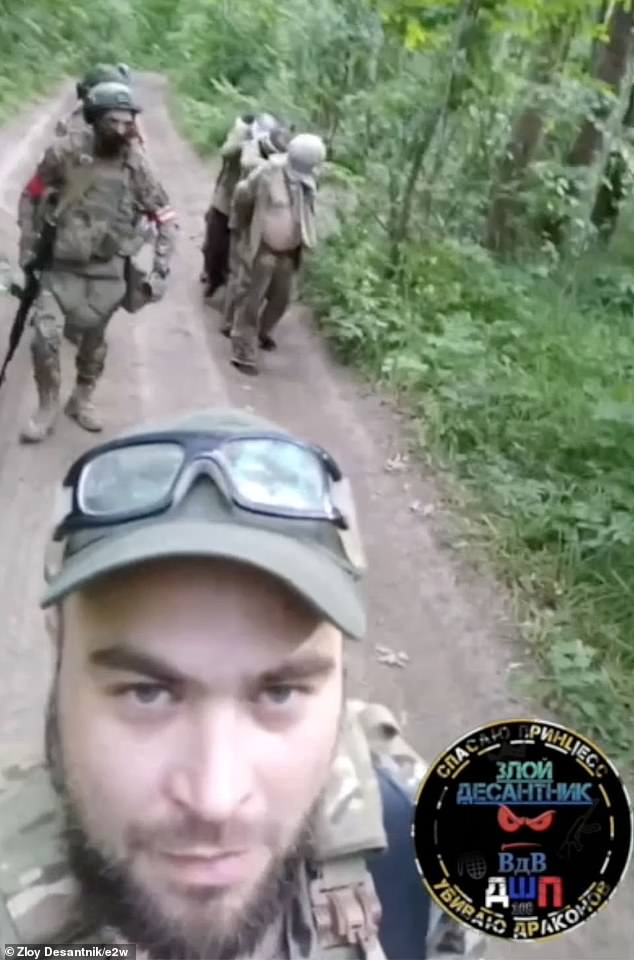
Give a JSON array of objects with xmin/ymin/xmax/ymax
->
[{"xmin": 458, "ymin": 851, "xmax": 487, "ymax": 880}]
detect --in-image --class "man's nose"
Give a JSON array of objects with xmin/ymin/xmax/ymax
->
[{"xmin": 166, "ymin": 702, "xmax": 255, "ymax": 822}]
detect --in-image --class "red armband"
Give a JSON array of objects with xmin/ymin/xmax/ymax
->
[
  {"xmin": 149, "ymin": 205, "xmax": 177, "ymax": 225},
  {"xmin": 24, "ymin": 174, "xmax": 46, "ymax": 200}
]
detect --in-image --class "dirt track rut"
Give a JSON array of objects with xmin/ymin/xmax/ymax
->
[{"xmin": 0, "ymin": 75, "xmax": 630, "ymax": 959}]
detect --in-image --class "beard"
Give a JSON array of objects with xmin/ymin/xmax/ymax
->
[
  {"xmin": 94, "ymin": 131, "xmax": 127, "ymax": 158},
  {"xmin": 61, "ymin": 806, "xmax": 313, "ymax": 959},
  {"xmin": 45, "ymin": 689, "xmax": 320, "ymax": 959}
]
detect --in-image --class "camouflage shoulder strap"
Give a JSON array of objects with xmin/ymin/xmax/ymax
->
[
  {"xmin": 349, "ymin": 700, "xmax": 428, "ymax": 799},
  {"xmin": 351, "ymin": 702, "xmax": 488, "ymax": 960},
  {"xmin": 309, "ymin": 703, "xmax": 388, "ymax": 960},
  {"xmin": 0, "ymin": 761, "xmax": 79, "ymax": 945},
  {"xmin": 0, "ymin": 886, "xmax": 20, "ymax": 944}
]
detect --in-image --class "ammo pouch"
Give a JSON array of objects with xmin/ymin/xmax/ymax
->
[
  {"xmin": 52, "ymin": 216, "xmax": 121, "ymax": 265},
  {"xmin": 305, "ymin": 701, "xmax": 430, "ymax": 957}
]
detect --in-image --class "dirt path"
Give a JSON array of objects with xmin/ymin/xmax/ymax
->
[{"xmin": 0, "ymin": 74, "xmax": 630, "ymax": 959}]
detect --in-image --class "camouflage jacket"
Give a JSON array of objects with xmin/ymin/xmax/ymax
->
[
  {"xmin": 231, "ymin": 155, "xmax": 317, "ymax": 266},
  {"xmin": 211, "ymin": 116, "xmax": 262, "ymax": 216},
  {"xmin": 54, "ymin": 105, "xmax": 86, "ymax": 138},
  {"xmin": 17, "ymin": 128, "xmax": 176, "ymax": 276},
  {"xmin": 0, "ymin": 703, "xmax": 486, "ymax": 959}
]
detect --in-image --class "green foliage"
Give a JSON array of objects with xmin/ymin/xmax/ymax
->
[
  {"xmin": 0, "ymin": 0, "xmax": 140, "ymax": 119},
  {"xmin": 305, "ymin": 216, "xmax": 634, "ymax": 765},
  {"xmin": 167, "ymin": 0, "xmax": 281, "ymax": 97}
]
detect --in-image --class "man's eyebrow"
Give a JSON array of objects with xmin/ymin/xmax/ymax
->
[
  {"xmin": 89, "ymin": 646, "xmax": 337, "ymax": 686},
  {"xmin": 89, "ymin": 646, "xmax": 187, "ymax": 684},
  {"xmin": 259, "ymin": 652, "xmax": 336, "ymax": 684}
]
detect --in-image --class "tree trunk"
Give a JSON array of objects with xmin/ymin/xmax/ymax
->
[
  {"xmin": 485, "ymin": 21, "xmax": 571, "ymax": 254},
  {"xmin": 568, "ymin": 2, "xmax": 634, "ymax": 168},
  {"xmin": 590, "ymin": 84, "xmax": 634, "ymax": 241},
  {"xmin": 446, "ymin": 0, "xmax": 490, "ymax": 110},
  {"xmin": 389, "ymin": 0, "xmax": 479, "ymax": 261},
  {"xmin": 541, "ymin": 1, "xmax": 631, "ymax": 248},
  {"xmin": 562, "ymin": 3, "xmax": 634, "ymax": 245},
  {"xmin": 589, "ymin": 0, "xmax": 610, "ymax": 71},
  {"xmin": 422, "ymin": 0, "xmax": 496, "ymax": 219},
  {"xmin": 485, "ymin": 109, "xmax": 545, "ymax": 253}
]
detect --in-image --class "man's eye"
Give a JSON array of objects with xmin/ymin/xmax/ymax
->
[
  {"xmin": 116, "ymin": 683, "xmax": 173, "ymax": 706},
  {"xmin": 260, "ymin": 684, "xmax": 308, "ymax": 707}
]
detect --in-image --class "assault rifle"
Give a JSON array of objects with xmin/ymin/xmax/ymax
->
[
  {"xmin": 0, "ymin": 160, "xmax": 98, "ymax": 389},
  {"xmin": 0, "ymin": 218, "xmax": 56, "ymax": 388}
]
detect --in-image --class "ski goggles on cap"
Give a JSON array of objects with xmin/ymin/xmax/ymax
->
[
  {"xmin": 53, "ymin": 430, "xmax": 349, "ymax": 540},
  {"xmin": 43, "ymin": 418, "xmax": 367, "ymax": 637}
]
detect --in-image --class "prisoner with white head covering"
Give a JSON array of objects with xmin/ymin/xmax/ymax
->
[{"xmin": 228, "ymin": 132, "xmax": 327, "ymax": 375}]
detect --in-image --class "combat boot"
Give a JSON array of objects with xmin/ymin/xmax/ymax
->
[
  {"xmin": 19, "ymin": 388, "xmax": 60, "ymax": 443},
  {"xmin": 230, "ymin": 338, "xmax": 259, "ymax": 376},
  {"xmin": 230, "ymin": 355, "xmax": 259, "ymax": 376},
  {"xmin": 64, "ymin": 381, "xmax": 103, "ymax": 432}
]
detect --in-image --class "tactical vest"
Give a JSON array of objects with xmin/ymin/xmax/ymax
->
[
  {"xmin": 51, "ymin": 151, "xmax": 146, "ymax": 272},
  {"xmin": 0, "ymin": 702, "xmax": 428, "ymax": 958}
]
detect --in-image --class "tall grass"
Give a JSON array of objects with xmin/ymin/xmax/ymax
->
[{"xmin": 305, "ymin": 218, "xmax": 634, "ymax": 765}]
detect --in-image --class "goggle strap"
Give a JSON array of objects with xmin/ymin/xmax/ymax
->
[{"xmin": 44, "ymin": 539, "xmax": 65, "ymax": 584}]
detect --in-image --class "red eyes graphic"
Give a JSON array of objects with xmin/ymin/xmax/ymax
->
[{"xmin": 498, "ymin": 805, "xmax": 555, "ymax": 833}]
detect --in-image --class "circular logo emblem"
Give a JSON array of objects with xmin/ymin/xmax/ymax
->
[{"xmin": 412, "ymin": 719, "xmax": 632, "ymax": 942}]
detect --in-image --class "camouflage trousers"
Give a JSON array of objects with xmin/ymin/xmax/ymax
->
[
  {"xmin": 201, "ymin": 206, "xmax": 230, "ymax": 295},
  {"xmin": 221, "ymin": 230, "xmax": 241, "ymax": 334},
  {"xmin": 230, "ymin": 244, "xmax": 298, "ymax": 365},
  {"xmin": 29, "ymin": 270, "xmax": 125, "ymax": 395}
]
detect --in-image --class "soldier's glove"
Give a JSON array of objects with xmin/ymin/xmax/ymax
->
[
  {"xmin": 257, "ymin": 134, "xmax": 275, "ymax": 158},
  {"xmin": 18, "ymin": 248, "xmax": 34, "ymax": 271},
  {"xmin": 138, "ymin": 215, "xmax": 156, "ymax": 244},
  {"xmin": 142, "ymin": 267, "xmax": 169, "ymax": 303}
]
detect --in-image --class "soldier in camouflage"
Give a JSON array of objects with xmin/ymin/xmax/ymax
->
[
  {"xmin": 0, "ymin": 407, "xmax": 485, "ymax": 959},
  {"xmin": 55, "ymin": 65, "xmax": 140, "ymax": 349},
  {"xmin": 17, "ymin": 81, "xmax": 177, "ymax": 443}
]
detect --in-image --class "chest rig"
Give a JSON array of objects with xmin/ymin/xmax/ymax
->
[{"xmin": 51, "ymin": 148, "xmax": 145, "ymax": 270}]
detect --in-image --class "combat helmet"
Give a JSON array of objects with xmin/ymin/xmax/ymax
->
[
  {"xmin": 288, "ymin": 134, "xmax": 327, "ymax": 174},
  {"xmin": 76, "ymin": 63, "xmax": 130, "ymax": 101},
  {"xmin": 83, "ymin": 81, "xmax": 141, "ymax": 125}
]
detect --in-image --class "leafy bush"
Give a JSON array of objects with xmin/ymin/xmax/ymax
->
[
  {"xmin": 306, "ymin": 217, "xmax": 634, "ymax": 764},
  {"xmin": 0, "ymin": 0, "xmax": 140, "ymax": 119}
]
